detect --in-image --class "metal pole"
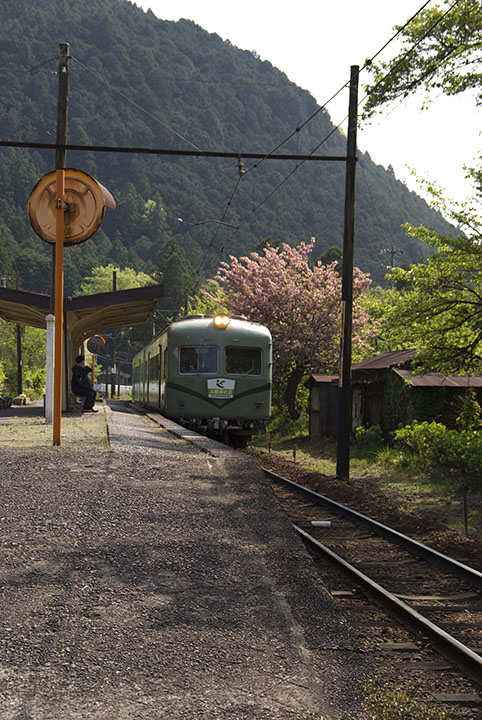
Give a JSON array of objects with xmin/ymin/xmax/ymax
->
[
  {"xmin": 16, "ymin": 324, "xmax": 22, "ymax": 395},
  {"xmin": 111, "ymin": 270, "xmax": 117, "ymax": 399},
  {"xmin": 336, "ymin": 66, "xmax": 359, "ymax": 480},
  {"xmin": 52, "ymin": 43, "xmax": 70, "ymax": 446},
  {"xmin": 15, "ymin": 274, "xmax": 22, "ymax": 396},
  {"xmin": 45, "ymin": 314, "xmax": 55, "ymax": 424}
]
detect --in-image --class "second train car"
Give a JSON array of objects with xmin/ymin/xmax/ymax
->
[{"xmin": 132, "ymin": 314, "xmax": 272, "ymax": 447}]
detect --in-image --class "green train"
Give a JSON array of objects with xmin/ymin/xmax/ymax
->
[{"xmin": 132, "ymin": 314, "xmax": 272, "ymax": 447}]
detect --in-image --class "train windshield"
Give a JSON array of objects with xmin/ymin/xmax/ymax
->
[
  {"xmin": 225, "ymin": 347, "xmax": 262, "ymax": 375},
  {"xmin": 179, "ymin": 346, "xmax": 218, "ymax": 374}
]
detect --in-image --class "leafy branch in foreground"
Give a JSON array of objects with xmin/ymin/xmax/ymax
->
[
  {"xmin": 363, "ymin": 1, "xmax": 482, "ymax": 116},
  {"xmin": 386, "ymin": 225, "xmax": 482, "ymax": 374}
]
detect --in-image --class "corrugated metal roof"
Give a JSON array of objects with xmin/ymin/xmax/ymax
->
[
  {"xmin": 394, "ymin": 369, "xmax": 482, "ymax": 387},
  {"xmin": 307, "ymin": 374, "xmax": 339, "ymax": 385},
  {"xmin": 353, "ymin": 349, "xmax": 416, "ymax": 370}
]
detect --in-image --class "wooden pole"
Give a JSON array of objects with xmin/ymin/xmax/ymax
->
[
  {"xmin": 52, "ymin": 43, "xmax": 70, "ymax": 445},
  {"xmin": 336, "ymin": 66, "xmax": 359, "ymax": 480},
  {"xmin": 53, "ymin": 169, "xmax": 65, "ymax": 445}
]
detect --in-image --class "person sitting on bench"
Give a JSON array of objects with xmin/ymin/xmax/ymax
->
[{"xmin": 71, "ymin": 355, "xmax": 98, "ymax": 413}]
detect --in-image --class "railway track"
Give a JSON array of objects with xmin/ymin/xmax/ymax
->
[{"xmin": 264, "ymin": 467, "xmax": 482, "ymax": 720}]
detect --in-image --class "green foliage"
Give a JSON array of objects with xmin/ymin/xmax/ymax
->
[
  {"xmin": 354, "ymin": 424, "xmax": 384, "ymax": 448},
  {"xmin": 356, "ymin": 285, "xmax": 409, "ymax": 359},
  {"xmin": 385, "ymin": 228, "xmax": 482, "ymax": 374},
  {"xmin": 316, "ymin": 244, "xmax": 343, "ymax": 274},
  {"xmin": 455, "ymin": 388, "xmax": 482, "ymax": 431},
  {"xmin": 0, "ymin": 321, "xmax": 46, "ymax": 399},
  {"xmin": 394, "ymin": 419, "xmax": 482, "ymax": 490},
  {"xmin": 154, "ymin": 237, "xmax": 200, "ymax": 318},
  {"xmin": 80, "ymin": 264, "xmax": 155, "ymax": 295},
  {"xmin": 364, "ymin": 0, "xmax": 482, "ymax": 118},
  {"xmin": 364, "ymin": 0, "xmax": 482, "ymax": 211},
  {"xmin": 189, "ymin": 279, "xmax": 227, "ymax": 315},
  {"xmin": 21, "ymin": 366, "xmax": 46, "ymax": 399},
  {"xmin": 0, "ymin": 0, "xmax": 453, "ymax": 298},
  {"xmin": 0, "ymin": 361, "xmax": 6, "ymax": 393}
]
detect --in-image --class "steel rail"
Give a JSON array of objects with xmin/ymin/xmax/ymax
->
[
  {"xmin": 263, "ymin": 468, "xmax": 482, "ymax": 591},
  {"xmin": 294, "ymin": 524, "xmax": 482, "ymax": 688}
]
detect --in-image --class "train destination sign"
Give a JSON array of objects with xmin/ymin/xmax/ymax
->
[{"xmin": 207, "ymin": 378, "xmax": 235, "ymax": 399}]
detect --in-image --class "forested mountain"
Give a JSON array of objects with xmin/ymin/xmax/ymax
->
[{"xmin": 0, "ymin": 0, "xmax": 453, "ymax": 295}]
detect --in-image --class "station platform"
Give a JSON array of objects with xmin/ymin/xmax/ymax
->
[{"xmin": 0, "ymin": 401, "xmax": 367, "ymax": 719}]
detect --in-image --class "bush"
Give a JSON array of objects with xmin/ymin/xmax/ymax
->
[
  {"xmin": 23, "ymin": 367, "xmax": 46, "ymax": 399},
  {"xmin": 0, "ymin": 361, "xmax": 5, "ymax": 393},
  {"xmin": 354, "ymin": 424, "xmax": 384, "ymax": 448},
  {"xmin": 394, "ymin": 420, "xmax": 482, "ymax": 490}
]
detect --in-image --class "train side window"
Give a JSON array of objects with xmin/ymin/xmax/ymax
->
[
  {"xmin": 225, "ymin": 347, "xmax": 262, "ymax": 375},
  {"xmin": 179, "ymin": 346, "xmax": 218, "ymax": 374}
]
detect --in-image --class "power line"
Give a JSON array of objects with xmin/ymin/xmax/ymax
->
[
  {"xmin": 209, "ymin": 0, "xmax": 440, "ymax": 245},
  {"xmin": 234, "ymin": 0, "xmax": 463, "ymax": 223},
  {"xmin": 242, "ymin": 0, "xmax": 435, "ymax": 178},
  {"xmin": 0, "ymin": 54, "xmax": 58, "ymax": 86},
  {"xmin": 71, "ymin": 55, "xmax": 203, "ymax": 152},
  {"xmin": 361, "ymin": 0, "xmax": 463, "ymax": 110}
]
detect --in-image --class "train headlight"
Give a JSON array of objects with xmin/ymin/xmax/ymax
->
[{"xmin": 214, "ymin": 314, "xmax": 230, "ymax": 329}]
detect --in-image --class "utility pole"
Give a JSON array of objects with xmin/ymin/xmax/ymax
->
[
  {"xmin": 336, "ymin": 66, "xmax": 359, "ymax": 481},
  {"xmin": 52, "ymin": 42, "xmax": 70, "ymax": 445},
  {"xmin": 50, "ymin": 43, "xmax": 69, "ymax": 315}
]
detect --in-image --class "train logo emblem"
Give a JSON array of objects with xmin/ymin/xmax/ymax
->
[{"xmin": 207, "ymin": 378, "xmax": 235, "ymax": 398}]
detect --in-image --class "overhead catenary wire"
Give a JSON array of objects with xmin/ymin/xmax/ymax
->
[
  {"xmin": 0, "ymin": 0, "xmax": 465, "ymax": 289},
  {"xmin": 192, "ymin": 0, "xmax": 452, "ymax": 268},
  {"xmin": 0, "ymin": 54, "xmax": 59, "ymax": 86},
  {"xmin": 71, "ymin": 55, "xmax": 203, "ymax": 152},
  {"xmin": 164, "ymin": 0, "xmax": 463, "ymax": 284},
  {"xmin": 241, "ymin": 0, "xmax": 435, "ymax": 178},
  {"xmin": 233, "ymin": 0, "xmax": 463, "ymax": 223}
]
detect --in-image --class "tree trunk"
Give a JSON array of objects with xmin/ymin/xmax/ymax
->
[{"xmin": 284, "ymin": 366, "xmax": 305, "ymax": 419}]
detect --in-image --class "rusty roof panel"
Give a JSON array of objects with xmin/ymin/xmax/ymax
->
[
  {"xmin": 307, "ymin": 374, "xmax": 339, "ymax": 385},
  {"xmin": 394, "ymin": 369, "xmax": 482, "ymax": 387},
  {"xmin": 353, "ymin": 349, "xmax": 417, "ymax": 370}
]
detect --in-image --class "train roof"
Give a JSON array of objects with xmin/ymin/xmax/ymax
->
[{"xmin": 168, "ymin": 314, "xmax": 271, "ymax": 340}]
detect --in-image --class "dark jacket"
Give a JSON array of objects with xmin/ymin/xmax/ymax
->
[{"xmin": 71, "ymin": 365, "xmax": 93, "ymax": 394}]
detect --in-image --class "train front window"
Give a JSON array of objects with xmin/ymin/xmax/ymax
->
[
  {"xmin": 179, "ymin": 346, "xmax": 218, "ymax": 374},
  {"xmin": 225, "ymin": 347, "xmax": 262, "ymax": 375}
]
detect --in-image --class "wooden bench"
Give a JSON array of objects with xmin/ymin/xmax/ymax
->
[{"xmin": 69, "ymin": 393, "xmax": 84, "ymax": 410}]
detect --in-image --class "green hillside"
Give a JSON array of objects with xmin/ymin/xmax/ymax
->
[{"xmin": 0, "ymin": 0, "xmax": 453, "ymax": 295}]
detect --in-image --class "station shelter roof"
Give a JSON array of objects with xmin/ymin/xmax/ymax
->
[
  {"xmin": 0, "ymin": 285, "xmax": 163, "ymax": 338},
  {"xmin": 0, "ymin": 284, "xmax": 163, "ymax": 410}
]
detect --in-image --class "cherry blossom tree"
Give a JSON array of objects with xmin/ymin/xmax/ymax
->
[{"xmin": 210, "ymin": 238, "xmax": 377, "ymax": 418}]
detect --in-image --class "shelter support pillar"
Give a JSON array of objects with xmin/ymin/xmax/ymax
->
[{"xmin": 45, "ymin": 314, "xmax": 54, "ymax": 424}]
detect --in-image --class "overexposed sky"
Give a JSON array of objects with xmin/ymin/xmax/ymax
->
[{"xmin": 136, "ymin": 0, "xmax": 481, "ymax": 204}]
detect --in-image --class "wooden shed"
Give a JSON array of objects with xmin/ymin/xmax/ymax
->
[{"xmin": 307, "ymin": 349, "xmax": 482, "ymax": 439}]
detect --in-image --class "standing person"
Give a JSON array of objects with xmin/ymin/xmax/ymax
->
[{"xmin": 71, "ymin": 355, "xmax": 98, "ymax": 412}]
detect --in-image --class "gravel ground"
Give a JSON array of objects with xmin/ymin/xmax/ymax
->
[{"xmin": 0, "ymin": 402, "xmax": 369, "ymax": 719}]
